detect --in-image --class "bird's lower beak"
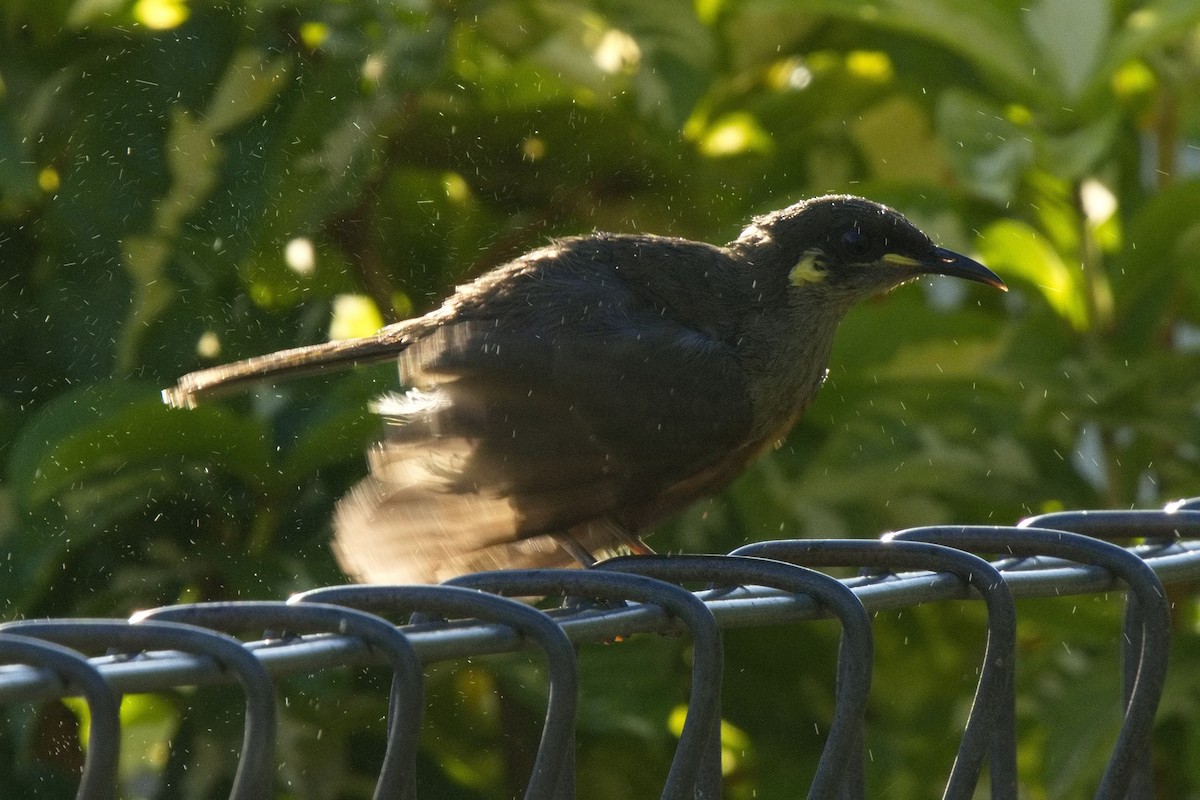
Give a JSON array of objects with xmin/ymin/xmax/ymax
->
[{"xmin": 922, "ymin": 247, "xmax": 1007, "ymax": 291}]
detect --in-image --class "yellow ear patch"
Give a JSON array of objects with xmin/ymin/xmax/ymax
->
[{"xmin": 788, "ymin": 250, "xmax": 828, "ymax": 285}]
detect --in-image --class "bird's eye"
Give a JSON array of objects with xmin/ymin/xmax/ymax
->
[{"xmin": 840, "ymin": 229, "xmax": 871, "ymax": 260}]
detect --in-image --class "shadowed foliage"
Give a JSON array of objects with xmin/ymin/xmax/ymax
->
[{"xmin": 3, "ymin": 1, "xmax": 1200, "ymax": 797}]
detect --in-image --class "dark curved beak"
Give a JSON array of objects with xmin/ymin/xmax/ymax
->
[{"xmin": 923, "ymin": 247, "xmax": 1007, "ymax": 291}]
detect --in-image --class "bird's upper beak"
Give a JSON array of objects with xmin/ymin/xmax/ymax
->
[
  {"xmin": 920, "ymin": 247, "xmax": 1007, "ymax": 291},
  {"xmin": 881, "ymin": 248, "xmax": 1006, "ymax": 290}
]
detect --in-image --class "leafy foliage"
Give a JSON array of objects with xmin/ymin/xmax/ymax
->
[{"xmin": 2, "ymin": 0, "xmax": 1200, "ymax": 797}]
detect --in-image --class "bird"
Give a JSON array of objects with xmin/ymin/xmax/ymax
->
[{"xmin": 164, "ymin": 195, "xmax": 1006, "ymax": 583}]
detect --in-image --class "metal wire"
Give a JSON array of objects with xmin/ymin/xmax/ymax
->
[
  {"xmin": 291, "ymin": 584, "xmax": 579, "ymax": 800},
  {"xmin": 1, "ymin": 501, "xmax": 1199, "ymax": 800},
  {"xmin": 729, "ymin": 539, "xmax": 1017, "ymax": 800},
  {"xmin": 446, "ymin": 568, "xmax": 724, "ymax": 800},
  {"xmin": 887, "ymin": 525, "xmax": 1172, "ymax": 800},
  {"xmin": 596, "ymin": 554, "xmax": 873, "ymax": 800}
]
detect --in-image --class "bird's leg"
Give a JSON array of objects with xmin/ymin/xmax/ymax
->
[
  {"xmin": 551, "ymin": 532, "xmax": 599, "ymax": 567},
  {"xmin": 550, "ymin": 520, "xmax": 654, "ymax": 568},
  {"xmin": 611, "ymin": 527, "xmax": 655, "ymax": 556}
]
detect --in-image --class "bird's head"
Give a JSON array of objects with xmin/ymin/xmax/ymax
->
[{"xmin": 734, "ymin": 195, "xmax": 1006, "ymax": 306}]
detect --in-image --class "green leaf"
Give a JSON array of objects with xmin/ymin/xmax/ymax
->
[
  {"xmin": 851, "ymin": 95, "xmax": 946, "ymax": 182},
  {"xmin": 696, "ymin": 111, "xmax": 773, "ymax": 157},
  {"xmin": 206, "ymin": 48, "xmax": 293, "ymax": 134},
  {"xmin": 1025, "ymin": 0, "xmax": 1110, "ymax": 100},
  {"xmin": 1041, "ymin": 113, "xmax": 1120, "ymax": 180},
  {"xmin": 113, "ymin": 49, "xmax": 292, "ymax": 373},
  {"xmin": 0, "ymin": 106, "xmax": 41, "ymax": 217},
  {"xmin": 65, "ymin": 0, "xmax": 124, "ymax": 28},
  {"xmin": 276, "ymin": 371, "xmax": 387, "ymax": 489},
  {"xmin": 624, "ymin": 0, "xmax": 717, "ymax": 129},
  {"xmin": 1096, "ymin": 0, "xmax": 1200, "ymax": 91},
  {"xmin": 7, "ymin": 382, "xmax": 273, "ymax": 511},
  {"xmin": 752, "ymin": 0, "xmax": 1051, "ymax": 104},
  {"xmin": 1040, "ymin": 653, "xmax": 1124, "ymax": 795},
  {"xmin": 1111, "ymin": 180, "xmax": 1200, "ymax": 350},
  {"xmin": 977, "ymin": 218, "xmax": 1089, "ymax": 330},
  {"xmin": 936, "ymin": 90, "xmax": 1035, "ymax": 204}
]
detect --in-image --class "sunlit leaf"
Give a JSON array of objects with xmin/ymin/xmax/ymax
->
[
  {"xmin": 976, "ymin": 219, "xmax": 1089, "ymax": 330},
  {"xmin": 132, "ymin": 0, "xmax": 188, "ymax": 30},
  {"xmin": 697, "ymin": 112, "xmax": 773, "ymax": 157},
  {"xmin": 755, "ymin": 0, "xmax": 1051, "ymax": 104},
  {"xmin": 1098, "ymin": 0, "xmax": 1200, "ymax": 89},
  {"xmin": 328, "ymin": 294, "xmax": 384, "ymax": 341},
  {"xmin": 116, "ymin": 694, "xmax": 179, "ymax": 781}
]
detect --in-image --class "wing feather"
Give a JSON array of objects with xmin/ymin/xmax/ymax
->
[{"xmin": 333, "ymin": 314, "xmax": 754, "ymax": 581}]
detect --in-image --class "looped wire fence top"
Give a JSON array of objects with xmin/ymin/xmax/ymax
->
[{"xmin": 2, "ymin": 500, "xmax": 1199, "ymax": 800}]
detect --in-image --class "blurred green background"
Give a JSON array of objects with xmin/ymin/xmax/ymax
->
[{"xmin": 3, "ymin": 0, "xmax": 1200, "ymax": 797}]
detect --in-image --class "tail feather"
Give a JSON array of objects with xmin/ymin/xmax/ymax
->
[{"xmin": 162, "ymin": 320, "xmax": 423, "ymax": 408}]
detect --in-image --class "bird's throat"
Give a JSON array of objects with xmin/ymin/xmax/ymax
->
[{"xmin": 738, "ymin": 299, "xmax": 844, "ymax": 443}]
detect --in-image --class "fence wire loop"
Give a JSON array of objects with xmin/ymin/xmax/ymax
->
[
  {"xmin": 596, "ymin": 553, "xmax": 873, "ymax": 800},
  {"xmin": 731, "ymin": 539, "xmax": 1018, "ymax": 800},
  {"xmin": 888, "ymin": 525, "xmax": 1172, "ymax": 800},
  {"xmin": 445, "ymin": 569, "xmax": 723, "ymax": 800},
  {"xmin": 0, "ymin": 618, "xmax": 277, "ymax": 800},
  {"xmin": 0, "ymin": 634, "xmax": 120, "ymax": 800},
  {"xmin": 136, "ymin": 602, "xmax": 425, "ymax": 800},
  {"xmin": 291, "ymin": 584, "xmax": 578, "ymax": 800},
  {"xmin": 1, "ymin": 498, "xmax": 1198, "ymax": 800}
]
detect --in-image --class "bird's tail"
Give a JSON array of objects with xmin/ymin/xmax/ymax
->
[{"xmin": 162, "ymin": 321, "xmax": 421, "ymax": 408}]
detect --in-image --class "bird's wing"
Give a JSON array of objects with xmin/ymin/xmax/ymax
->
[{"xmin": 332, "ymin": 315, "xmax": 756, "ymax": 583}]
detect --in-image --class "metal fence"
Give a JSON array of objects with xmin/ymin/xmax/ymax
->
[{"xmin": 3, "ymin": 502, "xmax": 1200, "ymax": 800}]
